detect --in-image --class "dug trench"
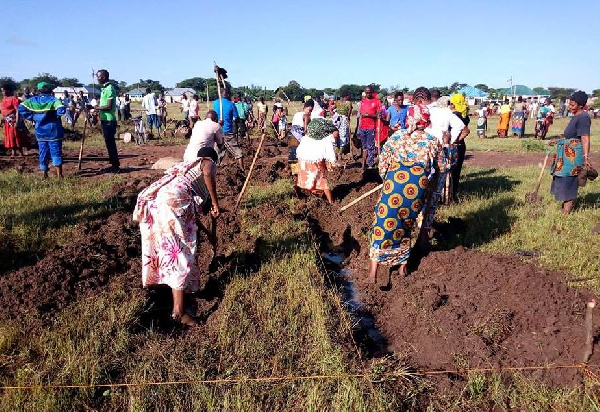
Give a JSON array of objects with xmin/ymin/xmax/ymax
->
[
  {"xmin": 1, "ymin": 138, "xmax": 599, "ymax": 402},
  {"xmin": 300, "ymin": 164, "xmax": 600, "ymax": 394}
]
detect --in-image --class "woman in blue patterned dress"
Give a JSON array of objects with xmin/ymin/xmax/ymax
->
[
  {"xmin": 549, "ymin": 91, "xmax": 592, "ymax": 214},
  {"xmin": 368, "ymin": 97, "xmax": 447, "ymax": 283}
]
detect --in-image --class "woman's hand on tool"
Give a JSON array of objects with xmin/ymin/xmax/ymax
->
[{"xmin": 210, "ymin": 205, "xmax": 220, "ymax": 218}]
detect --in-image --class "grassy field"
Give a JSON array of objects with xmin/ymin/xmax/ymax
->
[
  {"xmin": 0, "ymin": 170, "xmax": 123, "ymax": 274},
  {"xmin": 465, "ymin": 115, "xmax": 600, "ymax": 152},
  {"xmin": 0, "ymin": 164, "xmax": 599, "ymax": 409},
  {"xmin": 1, "ymin": 98, "xmax": 600, "ymax": 409},
  {"xmin": 438, "ymin": 164, "xmax": 600, "ymax": 291},
  {"xmin": 0, "ymin": 180, "xmax": 403, "ymax": 411}
]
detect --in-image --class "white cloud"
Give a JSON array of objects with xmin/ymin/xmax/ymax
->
[{"xmin": 6, "ymin": 36, "xmax": 35, "ymax": 47}]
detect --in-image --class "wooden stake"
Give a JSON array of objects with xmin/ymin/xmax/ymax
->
[
  {"xmin": 205, "ymin": 84, "xmax": 210, "ymax": 110},
  {"xmin": 77, "ymin": 116, "xmax": 88, "ymax": 170},
  {"xmin": 583, "ymin": 300, "xmax": 596, "ymax": 364},
  {"xmin": 375, "ymin": 117, "xmax": 381, "ymax": 154},
  {"xmin": 444, "ymin": 172, "xmax": 451, "ymax": 205},
  {"xmin": 234, "ymin": 132, "xmax": 266, "ymax": 212},
  {"xmin": 340, "ymin": 184, "xmax": 382, "ymax": 212}
]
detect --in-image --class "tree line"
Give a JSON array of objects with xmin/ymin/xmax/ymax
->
[{"xmin": 1, "ymin": 73, "xmax": 597, "ymax": 102}]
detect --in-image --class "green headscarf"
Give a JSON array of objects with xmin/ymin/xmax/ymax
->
[{"xmin": 307, "ymin": 118, "xmax": 337, "ymax": 140}]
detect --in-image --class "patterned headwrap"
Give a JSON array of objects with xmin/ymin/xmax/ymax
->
[
  {"xmin": 405, "ymin": 104, "xmax": 431, "ymax": 134},
  {"xmin": 450, "ymin": 93, "xmax": 468, "ymax": 118},
  {"xmin": 306, "ymin": 117, "xmax": 337, "ymax": 140},
  {"xmin": 413, "ymin": 88, "xmax": 430, "ymax": 103}
]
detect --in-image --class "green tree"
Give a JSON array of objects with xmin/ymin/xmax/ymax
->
[
  {"xmin": 591, "ymin": 89, "xmax": 600, "ymax": 98},
  {"xmin": 0, "ymin": 77, "xmax": 18, "ymax": 91},
  {"xmin": 548, "ymin": 87, "xmax": 576, "ymax": 100},
  {"xmin": 449, "ymin": 82, "xmax": 467, "ymax": 93},
  {"xmin": 23, "ymin": 73, "xmax": 60, "ymax": 90},
  {"xmin": 176, "ymin": 77, "xmax": 206, "ymax": 93},
  {"xmin": 474, "ymin": 83, "xmax": 490, "ymax": 92},
  {"xmin": 136, "ymin": 79, "xmax": 165, "ymax": 93},
  {"xmin": 282, "ymin": 80, "xmax": 305, "ymax": 101},
  {"xmin": 532, "ymin": 87, "xmax": 547, "ymax": 94},
  {"xmin": 431, "ymin": 86, "xmax": 450, "ymax": 96},
  {"xmin": 337, "ymin": 84, "xmax": 364, "ymax": 100},
  {"xmin": 304, "ymin": 88, "xmax": 323, "ymax": 100},
  {"xmin": 60, "ymin": 77, "xmax": 83, "ymax": 87}
]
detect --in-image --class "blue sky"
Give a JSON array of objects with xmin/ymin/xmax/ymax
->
[{"xmin": 4, "ymin": 0, "xmax": 600, "ymax": 92}]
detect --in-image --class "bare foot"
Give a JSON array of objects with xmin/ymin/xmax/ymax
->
[
  {"xmin": 367, "ymin": 259, "xmax": 378, "ymax": 284},
  {"xmin": 399, "ymin": 264, "xmax": 408, "ymax": 277},
  {"xmin": 172, "ymin": 313, "xmax": 198, "ymax": 327}
]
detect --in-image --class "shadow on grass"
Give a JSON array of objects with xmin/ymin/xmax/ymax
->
[
  {"xmin": 463, "ymin": 168, "xmax": 498, "ymax": 179},
  {"xmin": 133, "ymin": 232, "xmax": 313, "ymax": 335},
  {"xmin": 458, "ymin": 173, "xmax": 519, "ymax": 199},
  {"xmin": 434, "ymin": 197, "xmax": 517, "ymax": 250},
  {"xmin": 579, "ymin": 191, "xmax": 600, "ymax": 210},
  {"xmin": 0, "ymin": 194, "xmax": 132, "ymax": 276}
]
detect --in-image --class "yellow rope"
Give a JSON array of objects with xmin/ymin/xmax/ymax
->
[{"xmin": 1, "ymin": 363, "xmax": 595, "ymax": 391}]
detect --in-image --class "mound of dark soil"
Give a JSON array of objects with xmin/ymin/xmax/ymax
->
[
  {"xmin": 295, "ymin": 166, "xmax": 600, "ymax": 390},
  {"xmin": 0, "ymin": 212, "xmax": 141, "ymax": 326},
  {"xmin": 355, "ymin": 247, "xmax": 599, "ymax": 387}
]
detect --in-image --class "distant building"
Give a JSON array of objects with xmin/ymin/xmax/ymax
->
[
  {"xmin": 457, "ymin": 86, "xmax": 489, "ymax": 106},
  {"xmin": 52, "ymin": 86, "xmax": 100, "ymax": 100},
  {"xmin": 496, "ymin": 85, "xmax": 550, "ymax": 101},
  {"xmin": 164, "ymin": 87, "xmax": 196, "ymax": 103},
  {"xmin": 127, "ymin": 87, "xmax": 146, "ymax": 100}
]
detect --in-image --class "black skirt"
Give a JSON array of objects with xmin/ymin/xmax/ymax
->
[{"xmin": 550, "ymin": 175, "xmax": 578, "ymax": 201}]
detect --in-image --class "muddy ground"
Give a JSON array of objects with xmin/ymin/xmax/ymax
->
[{"xmin": 1, "ymin": 136, "xmax": 598, "ymax": 396}]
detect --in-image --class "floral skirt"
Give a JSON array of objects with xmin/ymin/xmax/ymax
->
[
  {"xmin": 296, "ymin": 160, "xmax": 329, "ymax": 193},
  {"xmin": 3, "ymin": 119, "xmax": 27, "ymax": 149},
  {"xmin": 135, "ymin": 177, "xmax": 201, "ymax": 292},
  {"xmin": 258, "ymin": 112, "xmax": 266, "ymax": 130},
  {"xmin": 369, "ymin": 161, "xmax": 428, "ymax": 266},
  {"xmin": 512, "ymin": 111, "xmax": 525, "ymax": 135},
  {"xmin": 476, "ymin": 117, "xmax": 487, "ymax": 136}
]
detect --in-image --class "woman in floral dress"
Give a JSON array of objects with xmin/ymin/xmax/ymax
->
[
  {"xmin": 368, "ymin": 101, "xmax": 446, "ymax": 283},
  {"xmin": 133, "ymin": 147, "xmax": 220, "ymax": 326}
]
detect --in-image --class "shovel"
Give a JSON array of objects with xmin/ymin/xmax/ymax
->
[{"xmin": 525, "ymin": 151, "xmax": 550, "ymax": 202}]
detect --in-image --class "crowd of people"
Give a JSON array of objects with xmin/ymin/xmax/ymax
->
[
  {"xmin": 0, "ymin": 69, "xmax": 121, "ymax": 177},
  {"xmin": 0, "ymin": 77, "xmax": 594, "ymax": 325}
]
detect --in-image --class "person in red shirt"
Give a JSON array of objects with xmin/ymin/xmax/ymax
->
[
  {"xmin": 358, "ymin": 85, "xmax": 381, "ymax": 169},
  {"xmin": 1, "ymin": 82, "xmax": 28, "ymax": 157}
]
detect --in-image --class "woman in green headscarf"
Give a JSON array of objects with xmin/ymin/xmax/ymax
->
[{"xmin": 295, "ymin": 117, "xmax": 339, "ymax": 204}]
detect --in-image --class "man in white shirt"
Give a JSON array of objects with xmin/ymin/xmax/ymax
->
[
  {"xmin": 530, "ymin": 98, "xmax": 539, "ymax": 119},
  {"xmin": 142, "ymin": 88, "xmax": 160, "ymax": 134},
  {"xmin": 183, "ymin": 110, "xmax": 224, "ymax": 162},
  {"xmin": 425, "ymin": 89, "xmax": 466, "ymax": 145},
  {"xmin": 180, "ymin": 93, "xmax": 190, "ymax": 121},
  {"xmin": 419, "ymin": 88, "xmax": 469, "ymax": 246}
]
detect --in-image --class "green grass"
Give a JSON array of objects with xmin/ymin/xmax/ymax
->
[
  {"xmin": 0, "ymin": 181, "xmax": 405, "ymax": 411},
  {"xmin": 437, "ymin": 165, "xmax": 600, "ymax": 291},
  {"xmin": 0, "ymin": 170, "xmax": 123, "ymax": 274},
  {"xmin": 465, "ymin": 115, "xmax": 600, "ymax": 153},
  {"xmin": 2, "ymin": 117, "xmax": 600, "ymax": 409},
  {"xmin": 0, "ymin": 168, "xmax": 599, "ymax": 409}
]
